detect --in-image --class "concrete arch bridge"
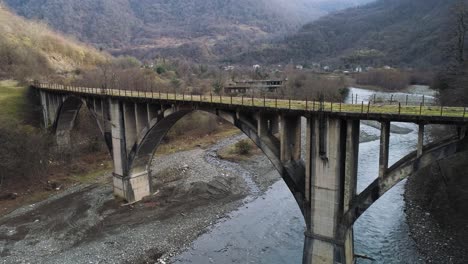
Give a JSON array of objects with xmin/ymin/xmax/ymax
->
[{"xmin": 34, "ymin": 83, "xmax": 468, "ymax": 264}]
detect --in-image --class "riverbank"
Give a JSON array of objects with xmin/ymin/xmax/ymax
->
[
  {"xmin": 405, "ymin": 151, "xmax": 468, "ymax": 264},
  {"xmin": 0, "ymin": 134, "xmax": 277, "ymax": 263}
]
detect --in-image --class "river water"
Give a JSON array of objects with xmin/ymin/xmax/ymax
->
[{"xmin": 172, "ymin": 87, "xmax": 431, "ymax": 264}]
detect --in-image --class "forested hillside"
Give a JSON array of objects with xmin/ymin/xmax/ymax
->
[
  {"xmin": 236, "ymin": 0, "xmax": 458, "ymax": 68},
  {"xmin": 0, "ymin": 4, "xmax": 106, "ymax": 81},
  {"xmin": 4, "ymin": 0, "xmax": 372, "ymax": 61}
]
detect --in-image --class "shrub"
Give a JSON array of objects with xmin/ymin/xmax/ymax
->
[
  {"xmin": 156, "ymin": 66, "xmax": 166, "ymax": 74},
  {"xmin": 235, "ymin": 139, "xmax": 252, "ymax": 155},
  {"xmin": 280, "ymin": 72, "xmax": 347, "ymax": 102},
  {"xmin": 212, "ymin": 79, "xmax": 224, "ymax": 95}
]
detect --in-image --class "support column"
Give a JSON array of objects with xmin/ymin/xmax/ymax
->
[
  {"xmin": 147, "ymin": 103, "xmax": 159, "ymax": 127},
  {"xmin": 111, "ymin": 99, "xmax": 152, "ymax": 202},
  {"xmin": 303, "ymin": 117, "xmax": 356, "ymax": 264},
  {"xmin": 257, "ymin": 113, "xmax": 269, "ymax": 137},
  {"xmin": 379, "ymin": 121, "xmax": 390, "ymax": 178},
  {"xmin": 343, "ymin": 120, "xmax": 359, "ymax": 264},
  {"xmin": 40, "ymin": 91, "xmax": 50, "ymax": 128},
  {"xmin": 135, "ymin": 103, "xmax": 149, "ymax": 138},
  {"xmin": 47, "ymin": 94, "xmax": 55, "ymax": 123},
  {"xmin": 270, "ymin": 115, "xmax": 280, "ymax": 135},
  {"xmin": 110, "ymin": 99, "xmax": 128, "ymax": 199},
  {"xmin": 417, "ymin": 124, "xmax": 424, "ymax": 158},
  {"xmin": 280, "ymin": 115, "xmax": 301, "ymax": 162},
  {"xmin": 124, "ymin": 102, "xmax": 137, "ymax": 153},
  {"xmin": 101, "ymin": 99, "xmax": 112, "ymax": 148}
]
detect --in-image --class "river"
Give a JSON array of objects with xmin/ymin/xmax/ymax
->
[{"xmin": 171, "ymin": 86, "xmax": 433, "ymax": 264}]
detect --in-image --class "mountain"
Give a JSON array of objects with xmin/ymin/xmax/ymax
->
[
  {"xmin": 0, "ymin": 4, "xmax": 106, "ymax": 80},
  {"xmin": 235, "ymin": 0, "xmax": 458, "ymax": 68},
  {"xmin": 3, "ymin": 0, "xmax": 373, "ymax": 61}
]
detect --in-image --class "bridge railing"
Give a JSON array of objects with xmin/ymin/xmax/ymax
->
[{"xmin": 34, "ymin": 83, "xmax": 468, "ymax": 119}]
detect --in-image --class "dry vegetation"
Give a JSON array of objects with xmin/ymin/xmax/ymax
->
[
  {"xmin": 281, "ymin": 70, "xmax": 348, "ymax": 101},
  {"xmin": 355, "ymin": 69, "xmax": 410, "ymax": 91},
  {"xmin": 0, "ymin": 5, "xmax": 107, "ymax": 81},
  {"xmin": 218, "ymin": 139, "xmax": 260, "ymax": 162},
  {"xmin": 0, "ymin": 81, "xmax": 112, "ymax": 214},
  {"xmin": 156, "ymin": 111, "xmax": 239, "ymax": 155}
]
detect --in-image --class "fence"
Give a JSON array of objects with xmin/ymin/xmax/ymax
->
[{"xmin": 34, "ymin": 83, "xmax": 467, "ymax": 119}]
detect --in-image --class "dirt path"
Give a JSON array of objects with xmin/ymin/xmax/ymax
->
[{"xmin": 0, "ymin": 134, "xmax": 274, "ymax": 264}]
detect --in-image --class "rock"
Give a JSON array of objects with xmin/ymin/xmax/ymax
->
[{"xmin": 0, "ymin": 192, "xmax": 18, "ymax": 200}]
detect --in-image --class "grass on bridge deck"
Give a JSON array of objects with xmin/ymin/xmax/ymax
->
[{"xmin": 38, "ymin": 84, "xmax": 468, "ymax": 119}]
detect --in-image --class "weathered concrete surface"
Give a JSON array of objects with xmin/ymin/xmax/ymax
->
[{"xmin": 303, "ymin": 117, "xmax": 355, "ymax": 264}]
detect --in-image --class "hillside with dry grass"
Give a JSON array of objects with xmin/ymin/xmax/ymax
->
[
  {"xmin": 3, "ymin": 0, "xmax": 373, "ymax": 62},
  {"xmin": 0, "ymin": 5, "xmax": 107, "ymax": 81}
]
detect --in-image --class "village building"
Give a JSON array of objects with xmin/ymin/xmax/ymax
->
[{"xmin": 224, "ymin": 79, "xmax": 286, "ymax": 94}]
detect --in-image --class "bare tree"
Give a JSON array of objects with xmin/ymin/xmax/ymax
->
[{"xmin": 455, "ymin": 0, "xmax": 468, "ymax": 63}]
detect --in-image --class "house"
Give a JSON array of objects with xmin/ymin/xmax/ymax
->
[{"xmin": 224, "ymin": 79, "xmax": 286, "ymax": 94}]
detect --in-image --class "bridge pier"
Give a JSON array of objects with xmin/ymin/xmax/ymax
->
[
  {"xmin": 303, "ymin": 117, "xmax": 358, "ymax": 264},
  {"xmin": 109, "ymin": 99, "xmax": 154, "ymax": 202}
]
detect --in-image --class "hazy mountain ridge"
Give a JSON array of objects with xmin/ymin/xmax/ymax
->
[
  {"xmin": 235, "ymin": 0, "xmax": 457, "ymax": 68},
  {"xmin": 4, "ymin": 0, "xmax": 373, "ymax": 61}
]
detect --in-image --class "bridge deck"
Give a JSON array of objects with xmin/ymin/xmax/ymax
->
[{"xmin": 35, "ymin": 83, "xmax": 468, "ymax": 125}]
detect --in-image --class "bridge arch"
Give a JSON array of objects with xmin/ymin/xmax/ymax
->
[
  {"xmin": 125, "ymin": 107, "xmax": 305, "ymax": 208},
  {"xmin": 36, "ymin": 84, "xmax": 468, "ymax": 264},
  {"xmin": 343, "ymin": 131, "xmax": 468, "ymax": 227},
  {"xmin": 53, "ymin": 95, "xmax": 112, "ymax": 152}
]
